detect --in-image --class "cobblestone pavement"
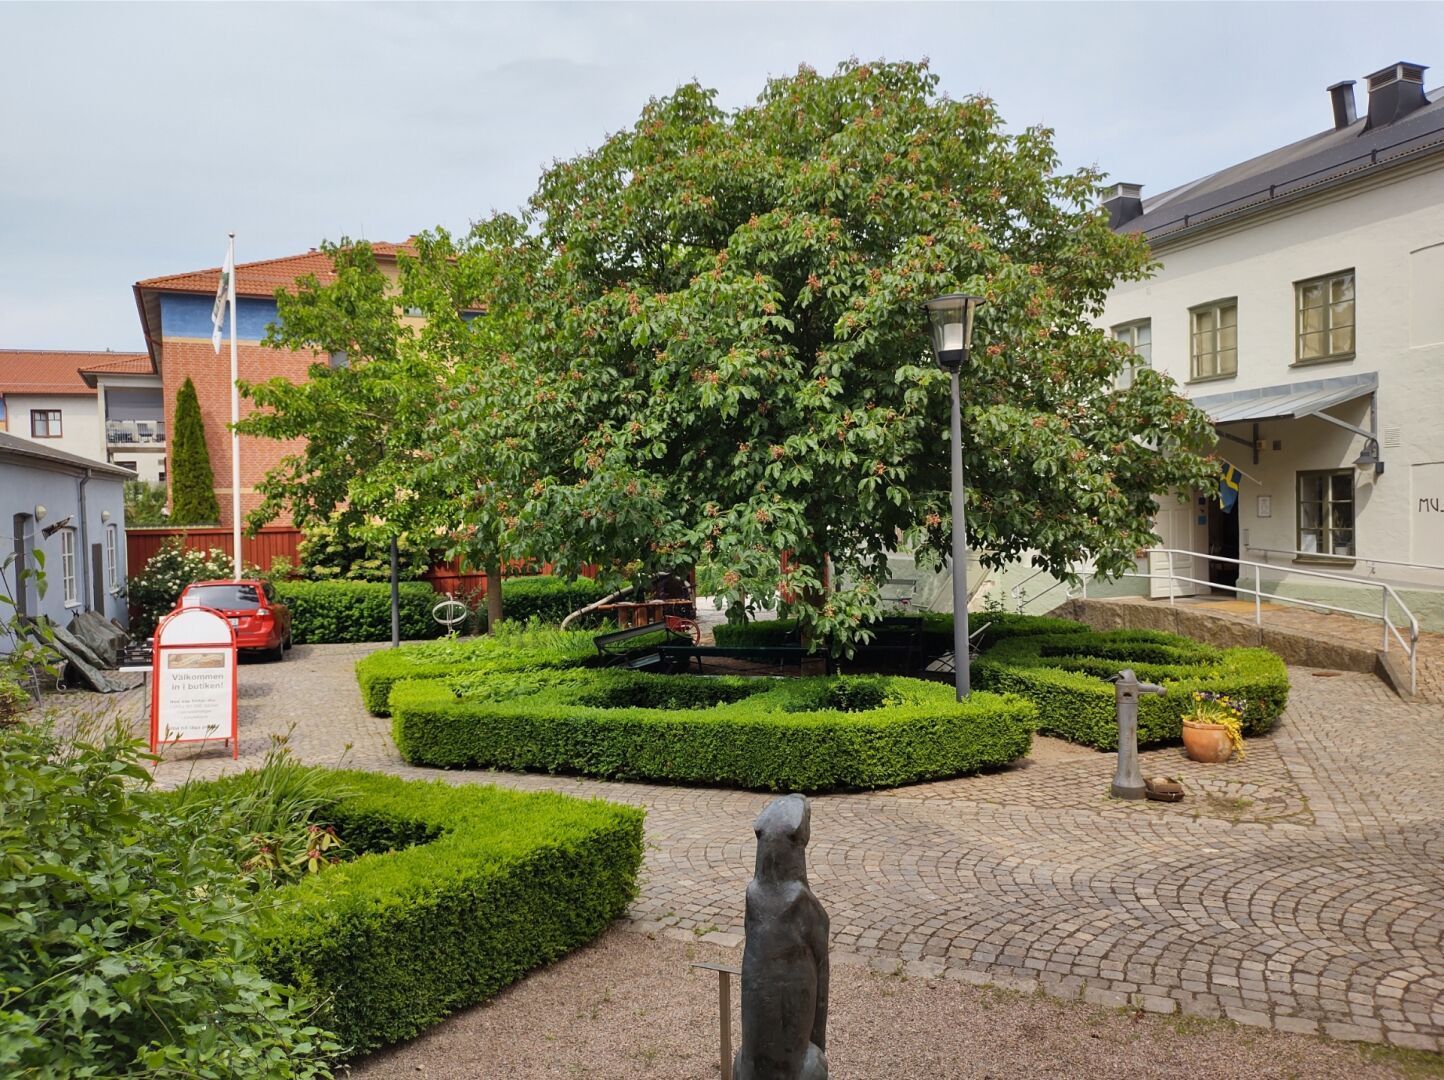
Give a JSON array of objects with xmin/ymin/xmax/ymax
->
[{"xmin": 50, "ymin": 644, "xmax": 1444, "ymax": 1052}]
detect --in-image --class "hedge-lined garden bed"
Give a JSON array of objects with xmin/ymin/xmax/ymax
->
[
  {"xmin": 972, "ymin": 629, "xmax": 1289, "ymax": 749},
  {"xmin": 356, "ymin": 628, "xmax": 601, "ymax": 715},
  {"xmin": 388, "ymin": 669, "xmax": 1035, "ymax": 791},
  {"xmin": 250, "ymin": 770, "xmax": 643, "ymax": 1057},
  {"xmin": 275, "ymin": 580, "xmax": 443, "ymax": 644}
]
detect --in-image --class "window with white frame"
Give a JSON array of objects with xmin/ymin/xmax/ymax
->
[
  {"xmin": 106, "ymin": 524, "xmax": 119, "ymax": 591},
  {"xmin": 1298, "ymin": 470, "xmax": 1354, "ymax": 556},
  {"xmin": 1190, "ymin": 299, "xmax": 1237, "ymax": 380},
  {"xmin": 1296, "ymin": 270, "xmax": 1355, "ymax": 363},
  {"xmin": 60, "ymin": 528, "xmax": 77, "ymax": 605},
  {"xmin": 1112, "ymin": 320, "xmax": 1152, "ymax": 389}
]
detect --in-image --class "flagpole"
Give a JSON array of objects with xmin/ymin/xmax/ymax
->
[{"xmin": 228, "ymin": 231, "xmax": 241, "ymax": 581}]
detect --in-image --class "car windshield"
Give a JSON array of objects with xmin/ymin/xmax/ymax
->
[{"xmin": 186, "ymin": 585, "xmax": 261, "ymax": 610}]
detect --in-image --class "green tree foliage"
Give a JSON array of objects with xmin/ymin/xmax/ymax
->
[
  {"xmin": 169, "ymin": 376, "xmax": 221, "ymax": 524},
  {"xmin": 471, "ymin": 59, "xmax": 1217, "ymax": 648},
  {"xmin": 123, "ymin": 480, "xmax": 168, "ymax": 526}
]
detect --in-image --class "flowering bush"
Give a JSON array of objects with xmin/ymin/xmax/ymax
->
[{"xmin": 129, "ymin": 540, "xmax": 258, "ymax": 638}]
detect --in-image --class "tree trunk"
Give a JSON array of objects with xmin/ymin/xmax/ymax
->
[{"xmin": 486, "ymin": 557, "xmax": 503, "ymax": 633}]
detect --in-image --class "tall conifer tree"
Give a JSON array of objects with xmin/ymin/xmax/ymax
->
[{"xmin": 169, "ymin": 376, "xmax": 221, "ymax": 524}]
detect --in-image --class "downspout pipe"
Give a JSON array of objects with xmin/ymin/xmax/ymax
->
[{"xmin": 77, "ymin": 468, "xmax": 92, "ymax": 614}]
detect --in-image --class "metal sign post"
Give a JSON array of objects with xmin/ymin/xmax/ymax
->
[{"xmin": 150, "ymin": 606, "xmax": 239, "ymax": 759}]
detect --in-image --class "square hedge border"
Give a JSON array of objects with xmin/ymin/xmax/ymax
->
[
  {"xmin": 971, "ymin": 629, "xmax": 1290, "ymax": 750},
  {"xmin": 223, "ymin": 771, "xmax": 644, "ymax": 1057},
  {"xmin": 388, "ymin": 669, "xmax": 1036, "ymax": 792}
]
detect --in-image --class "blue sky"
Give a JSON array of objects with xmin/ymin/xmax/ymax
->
[{"xmin": 2, "ymin": 1, "xmax": 1438, "ymax": 350}]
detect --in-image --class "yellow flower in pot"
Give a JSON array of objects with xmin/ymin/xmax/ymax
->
[{"xmin": 1181, "ymin": 691, "xmax": 1245, "ymax": 763}]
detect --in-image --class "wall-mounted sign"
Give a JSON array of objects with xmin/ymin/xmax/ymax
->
[
  {"xmin": 1257, "ymin": 495, "xmax": 1272, "ymax": 519},
  {"xmin": 150, "ymin": 606, "xmax": 238, "ymax": 758}
]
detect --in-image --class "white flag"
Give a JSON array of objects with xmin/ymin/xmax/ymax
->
[{"xmin": 211, "ymin": 243, "xmax": 234, "ymax": 354}]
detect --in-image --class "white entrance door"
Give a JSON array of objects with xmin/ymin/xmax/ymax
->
[{"xmin": 1149, "ymin": 505, "xmax": 1198, "ymax": 599}]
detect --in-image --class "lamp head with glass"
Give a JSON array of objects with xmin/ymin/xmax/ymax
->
[{"xmin": 921, "ymin": 293, "xmax": 983, "ymax": 372}]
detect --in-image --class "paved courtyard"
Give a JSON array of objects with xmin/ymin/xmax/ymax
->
[{"xmin": 51, "ymin": 643, "xmax": 1444, "ymax": 1053}]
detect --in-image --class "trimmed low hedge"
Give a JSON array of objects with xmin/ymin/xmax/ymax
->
[
  {"xmin": 389, "ymin": 668, "xmax": 1036, "ymax": 791},
  {"xmin": 489, "ymin": 574, "xmax": 613, "ymax": 627},
  {"xmin": 247, "ymin": 771, "xmax": 643, "ymax": 1057},
  {"xmin": 356, "ymin": 628, "xmax": 600, "ymax": 715},
  {"xmin": 275, "ymin": 580, "xmax": 443, "ymax": 645},
  {"xmin": 712, "ymin": 611, "xmax": 1087, "ymax": 654},
  {"xmin": 972, "ymin": 629, "xmax": 1289, "ymax": 750}
]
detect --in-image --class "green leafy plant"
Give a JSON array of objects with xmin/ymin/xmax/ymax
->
[
  {"xmin": 388, "ymin": 667, "xmax": 1035, "ymax": 791},
  {"xmin": 123, "ymin": 480, "xmax": 169, "ymax": 526},
  {"xmin": 295, "ymin": 516, "xmax": 430, "ymax": 582},
  {"xmin": 481, "ymin": 574, "xmax": 613, "ymax": 629},
  {"xmin": 169, "ymin": 376, "xmax": 221, "ymax": 525},
  {"xmin": 0, "ymin": 718, "xmax": 340, "ymax": 1077},
  {"xmin": 355, "ymin": 625, "xmax": 601, "ymax": 715}
]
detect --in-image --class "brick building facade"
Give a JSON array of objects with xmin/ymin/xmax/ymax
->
[{"xmin": 133, "ymin": 243, "xmax": 409, "ymax": 527}]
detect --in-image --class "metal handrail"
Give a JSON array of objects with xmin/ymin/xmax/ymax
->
[
  {"xmin": 1245, "ymin": 545, "xmax": 1444, "ymax": 576},
  {"xmin": 1076, "ymin": 547, "xmax": 1418, "ymax": 696}
]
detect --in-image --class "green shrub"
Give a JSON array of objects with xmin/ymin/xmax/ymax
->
[
  {"xmin": 389, "ymin": 669, "xmax": 1036, "ymax": 791},
  {"xmin": 488, "ymin": 574, "xmax": 613, "ymax": 627},
  {"xmin": 0, "ymin": 676, "xmax": 27, "ymax": 724},
  {"xmin": 295, "ymin": 516, "xmax": 431, "ymax": 582},
  {"xmin": 712, "ymin": 611, "xmax": 1087, "ymax": 658},
  {"xmin": 972, "ymin": 629, "xmax": 1289, "ymax": 749},
  {"xmin": 246, "ymin": 771, "xmax": 643, "ymax": 1056},
  {"xmin": 0, "ymin": 721, "xmax": 339, "ymax": 1078},
  {"xmin": 355, "ymin": 627, "xmax": 600, "ymax": 715},
  {"xmin": 274, "ymin": 580, "xmax": 443, "ymax": 644}
]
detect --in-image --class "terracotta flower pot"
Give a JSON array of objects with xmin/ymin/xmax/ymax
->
[{"xmin": 1181, "ymin": 719, "xmax": 1235, "ymax": 763}]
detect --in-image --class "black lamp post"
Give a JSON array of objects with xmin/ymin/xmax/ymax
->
[{"xmin": 922, "ymin": 293, "xmax": 983, "ymax": 701}]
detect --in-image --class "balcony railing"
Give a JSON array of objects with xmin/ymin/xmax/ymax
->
[{"xmin": 106, "ymin": 419, "xmax": 165, "ymax": 445}]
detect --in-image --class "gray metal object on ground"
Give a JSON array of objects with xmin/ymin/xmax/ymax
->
[
  {"xmin": 734, "ymin": 793, "xmax": 829, "ymax": 1080},
  {"xmin": 1109, "ymin": 668, "xmax": 1166, "ymax": 800}
]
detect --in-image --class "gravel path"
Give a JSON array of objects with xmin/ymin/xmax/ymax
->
[{"xmin": 346, "ymin": 927, "xmax": 1433, "ymax": 1080}]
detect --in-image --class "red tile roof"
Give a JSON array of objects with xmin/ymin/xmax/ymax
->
[
  {"xmin": 135, "ymin": 241, "xmax": 413, "ymax": 298},
  {"xmin": 0, "ymin": 349, "xmax": 149, "ymax": 396}
]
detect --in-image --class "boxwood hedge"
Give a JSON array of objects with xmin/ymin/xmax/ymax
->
[
  {"xmin": 356, "ymin": 628, "xmax": 602, "ymax": 716},
  {"xmin": 388, "ymin": 669, "xmax": 1036, "ymax": 791},
  {"xmin": 712, "ymin": 611, "xmax": 1087, "ymax": 654},
  {"xmin": 250, "ymin": 771, "xmax": 643, "ymax": 1057},
  {"xmin": 275, "ymin": 580, "xmax": 443, "ymax": 645},
  {"xmin": 487, "ymin": 574, "xmax": 613, "ymax": 627},
  {"xmin": 972, "ymin": 629, "xmax": 1289, "ymax": 750}
]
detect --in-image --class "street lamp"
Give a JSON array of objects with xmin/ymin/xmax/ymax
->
[{"xmin": 922, "ymin": 292, "xmax": 984, "ymax": 701}]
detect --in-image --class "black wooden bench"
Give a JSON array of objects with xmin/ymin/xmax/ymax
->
[
  {"xmin": 594, "ymin": 622, "xmax": 693, "ymax": 669},
  {"xmin": 656, "ymin": 644, "xmax": 834, "ymax": 676}
]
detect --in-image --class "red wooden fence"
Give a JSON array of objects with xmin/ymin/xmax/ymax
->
[
  {"xmin": 126, "ymin": 527, "xmax": 304, "ymax": 579},
  {"xmin": 126, "ymin": 529, "xmax": 599, "ymax": 599}
]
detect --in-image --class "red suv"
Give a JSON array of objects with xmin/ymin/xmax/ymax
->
[{"xmin": 175, "ymin": 579, "xmax": 292, "ymax": 661}]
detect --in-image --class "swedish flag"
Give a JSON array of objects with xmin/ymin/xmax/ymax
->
[{"xmin": 1218, "ymin": 462, "xmax": 1240, "ymax": 512}]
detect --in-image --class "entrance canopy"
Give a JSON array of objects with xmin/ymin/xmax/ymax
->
[{"xmin": 1190, "ymin": 371, "xmax": 1377, "ymax": 425}]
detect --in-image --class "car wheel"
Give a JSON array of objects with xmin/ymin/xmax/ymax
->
[
  {"xmin": 268, "ymin": 640, "xmax": 285, "ymax": 662},
  {"xmin": 283, "ymin": 633, "xmax": 293, "ymax": 651}
]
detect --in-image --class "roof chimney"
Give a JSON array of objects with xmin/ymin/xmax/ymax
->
[
  {"xmin": 1327, "ymin": 80, "xmax": 1357, "ymax": 129},
  {"xmin": 1363, "ymin": 62, "xmax": 1429, "ymax": 129},
  {"xmin": 1102, "ymin": 182, "xmax": 1144, "ymax": 228}
]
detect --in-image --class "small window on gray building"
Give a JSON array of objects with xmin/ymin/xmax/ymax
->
[
  {"xmin": 1295, "ymin": 270, "xmax": 1354, "ymax": 363},
  {"xmin": 1298, "ymin": 470, "xmax": 1354, "ymax": 557}
]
